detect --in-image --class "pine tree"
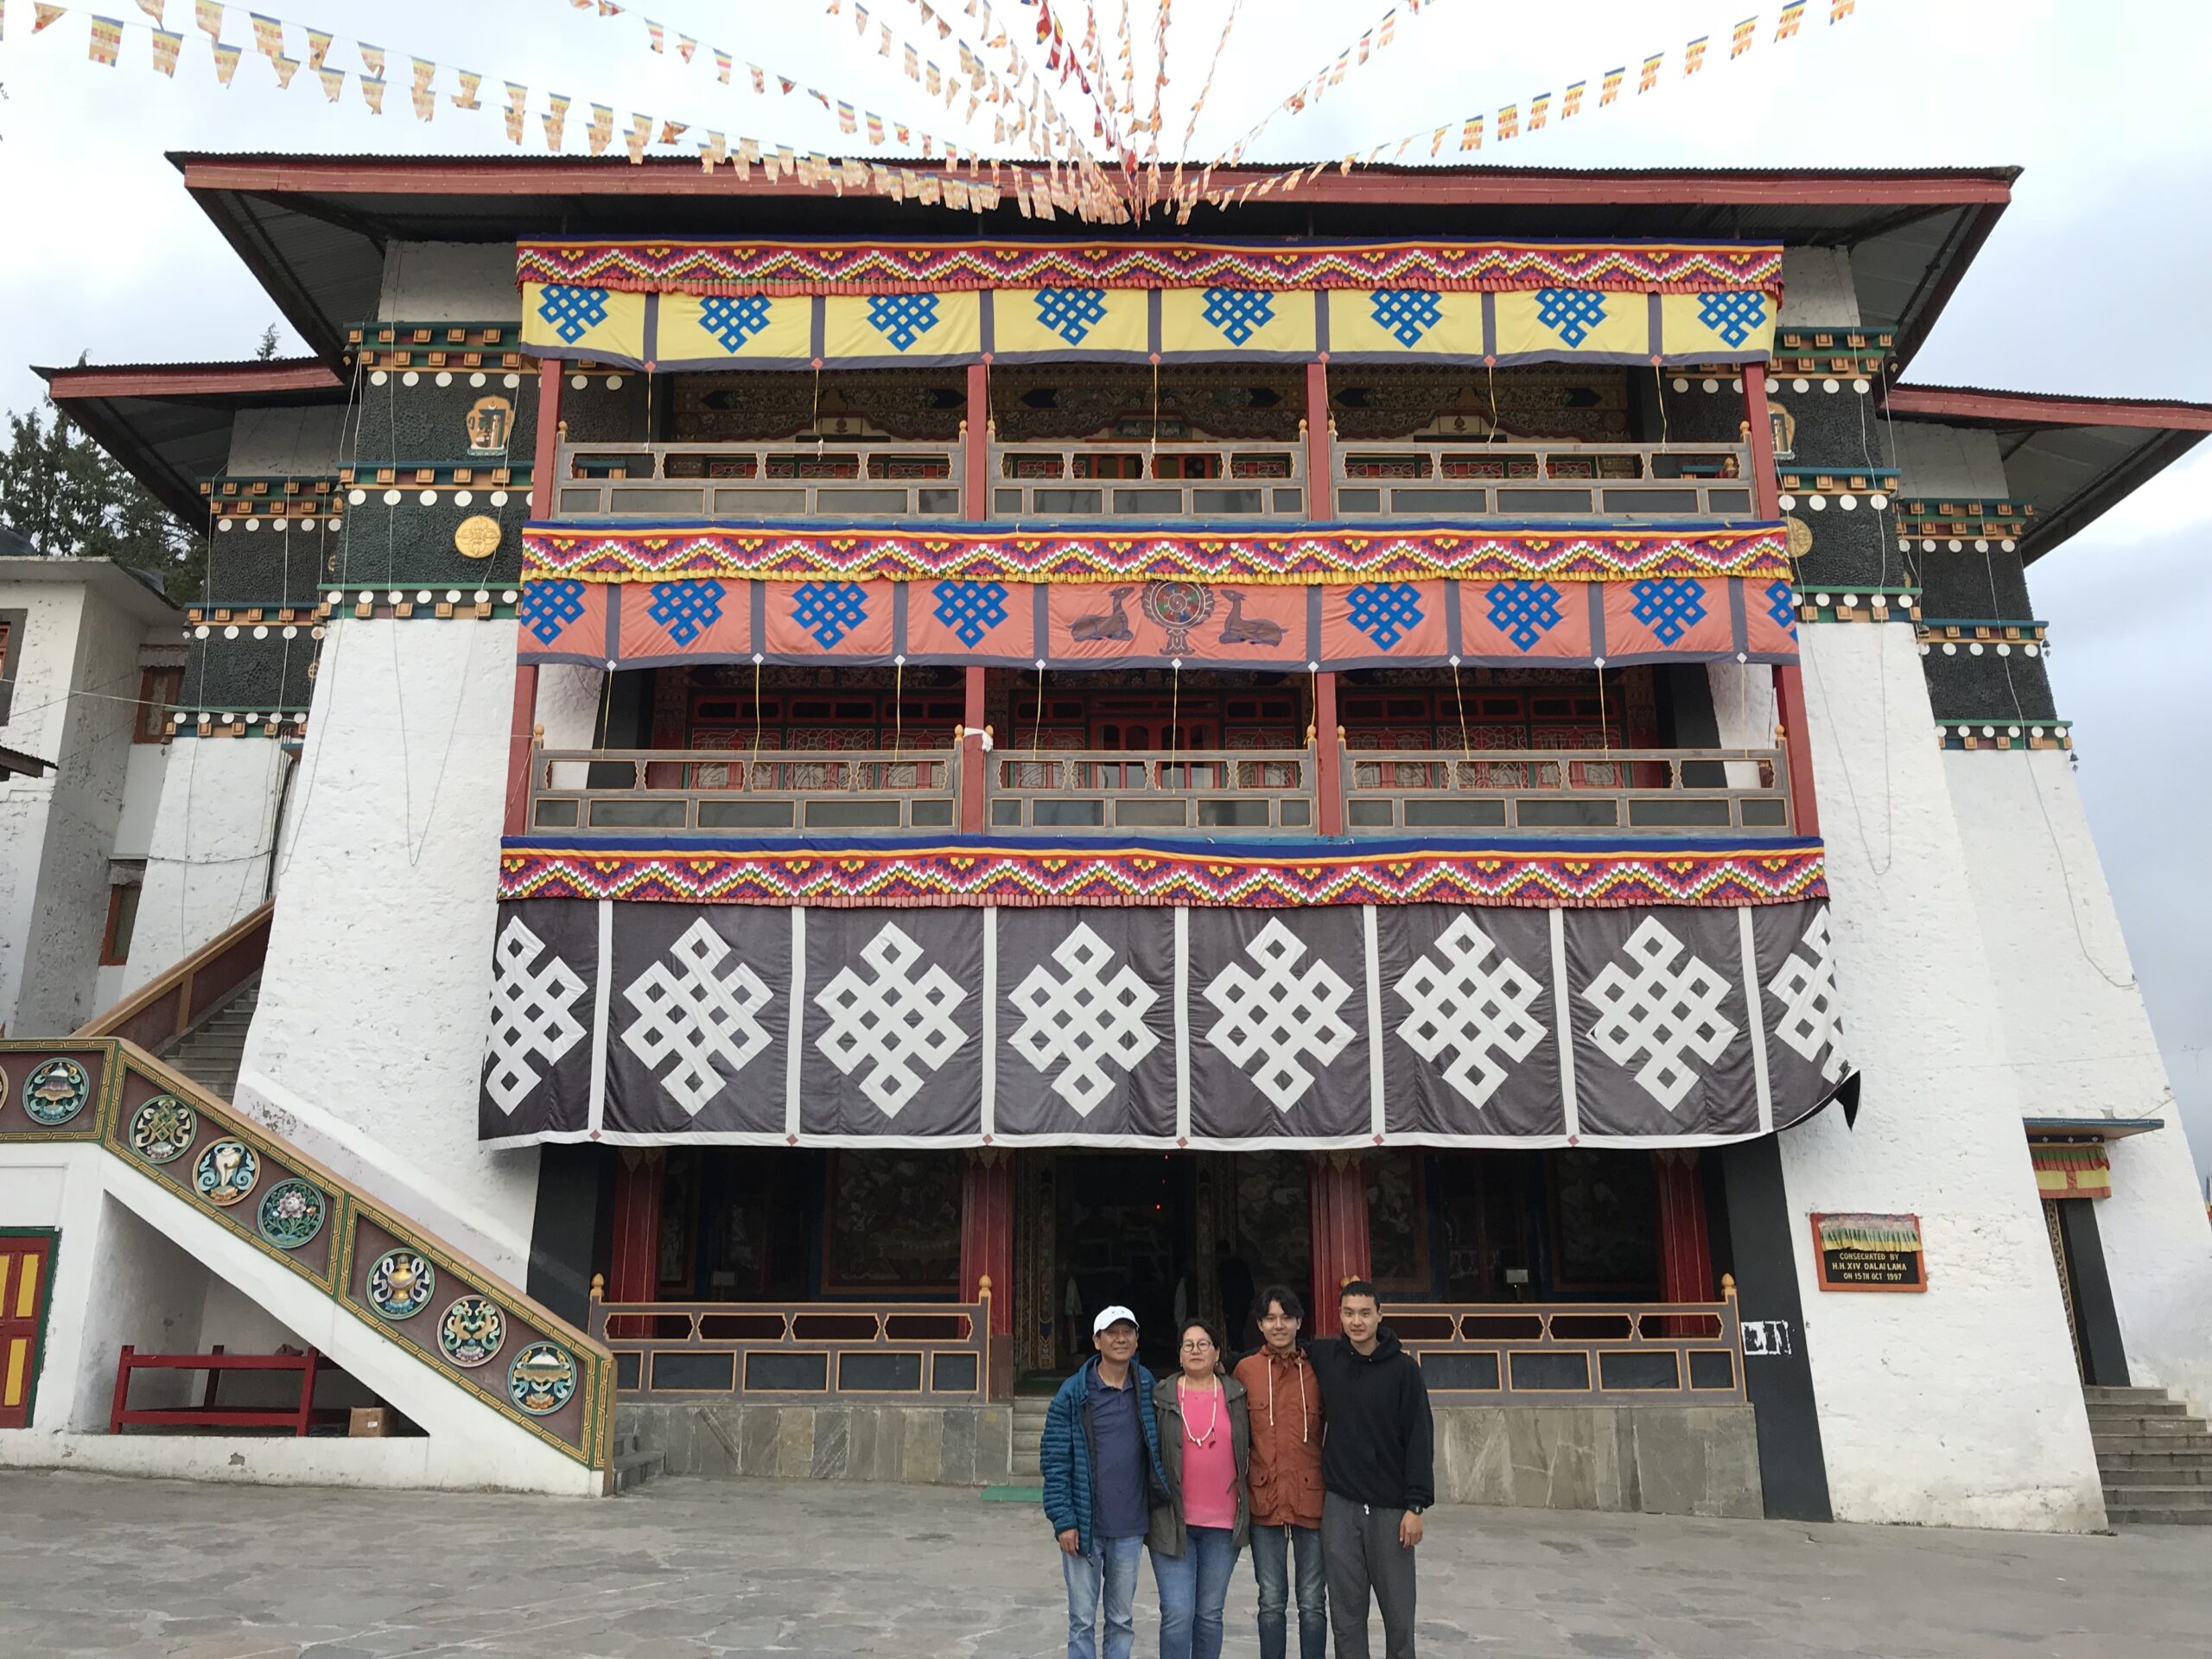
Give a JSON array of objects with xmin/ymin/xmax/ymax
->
[{"xmin": 0, "ymin": 376, "xmax": 201, "ymax": 600}]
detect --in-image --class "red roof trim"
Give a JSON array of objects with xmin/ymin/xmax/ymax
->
[
  {"xmin": 38, "ymin": 359, "xmax": 342, "ymax": 401},
  {"xmin": 1888, "ymin": 384, "xmax": 2212, "ymax": 432}
]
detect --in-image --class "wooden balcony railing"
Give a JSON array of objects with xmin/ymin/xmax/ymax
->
[
  {"xmin": 527, "ymin": 747, "xmax": 957, "ymax": 835},
  {"xmin": 74, "ymin": 899, "xmax": 273, "ymax": 1053},
  {"xmin": 1332, "ymin": 441, "xmax": 1755, "ymax": 519},
  {"xmin": 553, "ymin": 441, "xmax": 962, "ymax": 518},
  {"xmin": 988, "ymin": 440, "xmax": 1306, "ymax": 520},
  {"xmin": 1387, "ymin": 1279, "xmax": 1747, "ymax": 1406},
  {"xmin": 1344, "ymin": 747, "xmax": 1789, "ymax": 835},
  {"xmin": 988, "ymin": 747, "xmax": 1319, "ymax": 835},
  {"xmin": 591, "ymin": 1281, "xmax": 994, "ymax": 1402}
]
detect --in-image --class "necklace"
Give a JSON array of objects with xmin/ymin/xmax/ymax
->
[{"xmin": 1179, "ymin": 1377, "xmax": 1220, "ymax": 1446}]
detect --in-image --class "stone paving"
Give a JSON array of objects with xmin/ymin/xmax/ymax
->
[{"xmin": 0, "ymin": 1470, "xmax": 2200, "ymax": 1657}]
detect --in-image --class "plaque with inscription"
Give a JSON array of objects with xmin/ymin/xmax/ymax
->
[{"xmin": 1811, "ymin": 1212, "xmax": 1926, "ymax": 1292}]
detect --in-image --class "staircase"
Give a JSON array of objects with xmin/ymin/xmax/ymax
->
[
  {"xmin": 2088, "ymin": 1386, "xmax": 2212, "ymax": 1526},
  {"xmin": 162, "ymin": 980, "xmax": 260, "ymax": 1102},
  {"xmin": 1012, "ymin": 1390, "xmax": 1052, "ymax": 1479},
  {"xmin": 611, "ymin": 1426, "xmax": 665, "ymax": 1494}
]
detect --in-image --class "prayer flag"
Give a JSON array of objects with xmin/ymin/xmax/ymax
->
[
  {"xmin": 504, "ymin": 81, "xmax": 527, "ymax": 142},
  {"xmin": 305, "ymin": 26, "xmax": 328, "ymax": 68},
  {"xmin": 543, "ymin": 93, "xmax": 571, "ymax": 148},
  {"xmin": 658, "ymin": 119, "xmax": 687, "ymax": 143},
  {"xmin": 626, "ymin": 113, "xmax": 652, "ymax": 163},
  {"xmin": 192, "ymin": 0, "xmax": 217, "ymax": 39},
  {"xmin": 854, "ymin": 1, "xmax": 867, "ymax": 34},
  {"xmin": 926, "ymin": 60, "xmax": 941, "ymax": 92},
  {"xmin": 837, "ymin": 99, "xmax": 857, "ymax": 133},
  {"xmin": 1600, "ymin": 66, "xmax": 1624, "ymax": 105},
  {"xmin": 1562, "ymin": 79, "xmax": 1585, "ymax": 118},
  {"xmin": 1639, "ymin": 53, "xmax": 1662, "ymax": 92},
  {"xmin": 905, "ymin": 42, "xmax": 919, "ymax": 78},
  {"xmin": 878, "ymin": 22, "xmax": 890, "ymax": 55},
  {"xmin": 753, "ymin": 65, "xmax": 768, "ymax": 92},
  {"xmin": 410, "ymin": 56, "xmax": 434, "ymax": 93},
  {"xmin": 358, "ymin": 42, "xmax": 382, "ymax": 77},
  {"xmin": 151, "ymin": 27, "xmax": 181, "ymax": 72},
  {"xmin": 1356, "ymin": 29, "xmax": 1370, "ymax": 64},
  {"xmin": 410, "ymin": 84, "xmax": 434, "ymax": 120},
  {"xmin": 645, "ymin": 18, "xmax": 661, "ymax": 51},
  {"xmin": 1777, "ymin": 1, "xmax": 1805, "ymax": 37},
  {"xmin": 1497, "ymin": 102, "xmax": 1517, "ymax": 140},
  {"xmin": 677, "ymin": 35, "xmax": 695, "ymax": 61},
  {"xmin": 1378, "ymin": 9, "xmax": 1395, "ymax": 48},
  {"xmin": 698, "ymin": 130, "xmax": 726, "ymax": 169},
  {"xmin": 90, "ymin": 15, "xmax": 123, "ymax": 64},
  {"xmin": 1732, "ymin": 16, "xmax": 1757, "ymax": 56},
  {"xmin": 213, "ymin": 38, "xmax": 239, "ymax": 81},
  {"xmin": 867, "ymin": 111, "xmax": 884, "ymax": 143},
  {"xmin": 136, "ymin": 0, "xmax": 162, "ymax": 21},
  {"xmin": 31, "ymin": 3, "xmax": 63, "ymax": 30},
  {"xmin": 1684, "ymin": 35, "xmax": 1708, "ymax": 74},
  {"xmin": 452, "ymin": 69, "xmax": 481, "ymax": 110},
  {"xmin": 1459, "ymin": 114, "xmax": 1482, "ymax": 149},
  {"xmin": 1831, "ymin": 0, "xmax": 1854, "ymax": 19},
  {"xmin": 1529, "ymin": 91, "xmax": 1550, "ymax": 130},
  {"xmin": 737, "ymin": 136, "xmax": 761, "ymax": 174},
  {"xmin": 714, "ymin": 48, "xmax": 729, "ymax": 82},
  {"xmin": 270, "ymin": 51, "xmax": 297, "ymax": 87},
  {"xmin": 315, "ymin": 64, "xmax": 341, "ymax": 100},
  {"xmin": 247, "ymin": 10, "xmax": 276, "ymax": 57},
  {"xmin": 359, "ymin": 73, "xmax": 385, "ymax": 111},
  {"xmin": 587, "ymin": 103, "xmax": 614, "ymax": 154}
]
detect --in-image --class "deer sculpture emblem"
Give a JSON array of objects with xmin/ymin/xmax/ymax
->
[
  {"xmin": 1216, "ymin": 590, "xmax": 1284, "ymax": 647},
  {"xmin": 1070, "ymin": 586, "xmax": 1135, "ymax": 641}
]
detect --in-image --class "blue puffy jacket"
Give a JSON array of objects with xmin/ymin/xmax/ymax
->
[{"xmin": 1039, "ymin": 1357, "xmax": 1167, "ymax": 1554}]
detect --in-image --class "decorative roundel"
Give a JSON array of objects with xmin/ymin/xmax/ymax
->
[
  {"xmin": 438, "ymin": 1296, "xmax": 506, "ymax": 1369},
  {"xmin": 453, "ymin": 514, "xmax": 502, "ymax": 560},
  {"xmin": 508, "ymin": 1341, "xmax": 577, "ymax": 1416},
  {"xmin": 22, "ymin": 1058, "xmax": 91, "ymax": 1126},
  {"xmin": 256, "ymin": 1179, "xmax": 327, "ymax": 1250},
  {"xmin": 194, "ymin": 1140, "xmax": 260, "ymax": 1206},
  {"xmin": 128, "ymin": 1096, "xmax": 199, "ymax": 1165},
  {"xmin": 366, "ymin": 1249, "xmax": 435, "ymax": 1321},
  {"xmin": 1783, "ymin": 517, "xmax": 1815, "ymax": 561}
]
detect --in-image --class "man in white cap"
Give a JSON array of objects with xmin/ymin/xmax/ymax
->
[{"xmin": 1040, "ymin": 1304, "xmax": 1168, "ymax": 1659}]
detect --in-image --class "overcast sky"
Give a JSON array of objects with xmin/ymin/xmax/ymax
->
[{"xmin": 3, "ymin": 0, "xmax": 2207, "ymax": 1178}]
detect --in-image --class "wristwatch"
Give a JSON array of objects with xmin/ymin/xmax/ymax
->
[{"xmin": 1407, "ymin": 1505, "xmax": 1425, "ymax": 1516}]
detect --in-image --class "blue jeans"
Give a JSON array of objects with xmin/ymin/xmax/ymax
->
[
  {"xmin": 1151, "ymin": 1524, "xmax": 1240, "ymax": 1659},
  {"xmin": 1249, "ymin": 1522, "xmax": 1328, "ymax": 1659},
  {"xmin": 1063, "ymin": 1534, "xmax": 1145, "ymax": 1659}
]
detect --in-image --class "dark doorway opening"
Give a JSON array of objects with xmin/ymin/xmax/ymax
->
[{"xmin": 1058, "ymin": 1153, "xmax": 1198, "ymax": 1376}]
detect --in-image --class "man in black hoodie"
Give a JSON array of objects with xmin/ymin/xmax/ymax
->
[{"xmin": 1307, "ymin": 1279, "xmax": 1433, "ymax": 1659}]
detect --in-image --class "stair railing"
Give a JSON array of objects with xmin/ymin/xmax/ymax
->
[{"xmin": 74, "ymin": 901, "xmax": 274, "ymax": 1054}]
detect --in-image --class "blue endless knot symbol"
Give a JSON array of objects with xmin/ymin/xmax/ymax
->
[
  {"xmin": 868, "ymin": 292, "xmax": 941, "ymax": 352},
  {"xmin": 1202, "ymin": 287, "xmax": 1276, "ymax": 346},
  {"xmin": 931, "ymin": 580, "xmax": 1009, "ymax": 648},
  {"xmin": 791, "ymin": 582, "xmax": 870, "ymax": 648},
  {"xmin": 1485, "ymin": 582, "xmax": 1564, "ymax": 652},
  {"xmin": 698, "ymin": 295, "xmax": 771, "ymax": 353},
  {"xmin": 536, "ymin": 284, "xmax": 610, "ymax": 346},
  {"xmin": 1033, "ymin": 287, "xmax": 1110, "ymax": 346},
  {"xmin": 518, "ymin": 580, "xmax": 588, "ymax": 645},
  {"xmin": 1631, "ymin": 578, "xmax": 1708, "ymax": 645},
  {"xmin": 1369, "ymin": 289, "xmax": 1443, "ymax": 348},
  {"xmin": 1698, "ymin": 290, "xmax": 1768, "ymax": 349},
  {"xmin": 1345, "ymin": 583, "xmax": 1424, "ymax": 650},
  {"xmin": 646, "ymin": 579, "xmax": 726, "ymax": 647},
  {"xmin": 1534, "ymin": 287, "xmax": 1609, "ymax": 348},
  {"xmin": 1766, "ymin": 579, "xmax": 1797, "ymax": 632}
]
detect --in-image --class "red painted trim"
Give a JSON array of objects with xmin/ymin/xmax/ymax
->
[
  {"xmin": 607, "ymin": 1151, "xmax": 664, "ymax": 1304},
  {"xmin": 963, "ymin": 362, "xmax": 989, "ymax": 515},
  {"xmin": 1653, "ymin": 1151, "xmax": 1713, "ymax": 1306},
  {"xmin": 504, "ymin": 664, "xmax": 539, "ymax": 840},
  {"xmin": 1308, "ymin": 1157, "xmax": 1372, "ymax": 1338},
  {"xmin": 1304, "ymin": 361, "xmax": 1332, "ymax": 519},
  {"xmin": 532, "ymin": 357, "xmax": 565, "ymax": 512},
  {"xmin": 1886, "ymin": 385, "xmax": 2212, "ymax": 432},
  {"xmin": 1313, "ymin": 672, "xmax": 1343, "ymax": 838},
  {"xmin": 175, "ymin": 155, "xmax": 2017, "ymax": 209},
  {"xmin": 1775, "ymin": 664, "xmax": 1819, "ymax": 841},
  {"xmin": 38, "ymin": 360, "xmax": 341, "ymax": 401},
  {"xmin": 1744, "ymin": 363, "xmax": 1781, "ymax": 519},
  {"xmin": 958, "ymin": 1154, "xmax": 1014, "ymax": 1338}
]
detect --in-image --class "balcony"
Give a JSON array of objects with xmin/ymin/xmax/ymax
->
[
  {"xmin": 1332, "ymin": 441, "xmax": 1752, "ymax": 519},
  {"xmin": 523, "ymin": 741, "xmax": 1792, "ymax": 840},
  {"xmin": 988, "ymin": 440, "xmax": 1305, "ymax": 520},
  {"xmin": 553, "ymin": 442, "xmax": 960, "ymax": 519}
]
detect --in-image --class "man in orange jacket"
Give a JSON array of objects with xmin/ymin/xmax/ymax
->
[{"xmin": 1230, "ymin": 1285, "xmax": 1326, "ymax": 1659}]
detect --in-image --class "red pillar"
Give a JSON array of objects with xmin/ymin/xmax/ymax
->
[
  {"xmin": 508, "ymin": 358, "xmax": 567, "ymax": 839},
  {"xmin": 504, "ymin": 664, "xmax": 540, "ymax": 837},
  {"xmin": 607, "ymin": 1149, "xmax": 665, "ymax": 1304},
  {"xmin": 964, "ymin": 360, "xmax": 991, "ymax": 518},
  {"xmin": 1743, "ymin": 362, "xmax": 1821, "ymax": 839},
  {"xmin": 960, "ymin": 1151, "xmax": 1014, "ymax": 1334},
  {"xmin": 1309, "ymin": 1154, "xmax": 1372, "ymax": 1337},
  {"xmin": 531, "ymin": 355, "xmax": 566, "ymax": 513},
  {"xmin": 1313, "ymin": 670, "xmax": 1343, "ymax": 836},
  {"xmin": 1304, "ymin": 359, "xmax": 1332, "ymax": 519},
  {"xmin": 1652, "ymin": 1150, "xmax": 1714, "ymax": 1306},
  {"xmin": 960, "ymin": 664, "xmax": 988, "ymax": 833}
]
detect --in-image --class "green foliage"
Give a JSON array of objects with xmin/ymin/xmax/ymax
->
[
  {"xmin": 255, "ymin": 324, "xmax": 281, "ymax": 361},
  {"xmin": 0, "ymin": 385, "xmax": 201, "ymax": 601}
]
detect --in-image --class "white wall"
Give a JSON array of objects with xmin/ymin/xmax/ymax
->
[
  {"xmin": 1891, "ymin": 422, "xmax": 2011, "ymax": 499},
  {"xmin": 241, "ymin": 616, "xmax": 540, "ymax": 1274},
  {"xmin": 378, "ymin": 243, "xmax": 523, "ymax": 322},
  {"xmin": 1787, "ymin": 621, "xmax": 2107, "ymax": 1529},
  {"xmin": 226, "ymin": 406, "xmax": 353, "ymax": 476},
  {"xmin": 124, "ymin": 739, "xmax": 289, "ymax": 991},
  {"xmin": 1779, "ymin": 248, "xmax": 1862, "ymax": 327},
  {"xmin": 1943, "ymin": 748, "xmax": 2212, "ymax": 1416},
  {"xmin": 1707, "ymin": 660, "xmax": 1778, "ymax": 791},
  {"xmin": 110, "ymin": 741, "xmax": 168, "ymax": 861}
]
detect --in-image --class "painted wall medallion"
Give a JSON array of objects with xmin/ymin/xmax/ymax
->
[
  {"xmin": 366, "ymin": 1249, "xmax": 435, "ymax": 1320},
  {"xmin": 257, "ymin": 1179, "xmax": 327, "ymax": 1250},
  {"xmin": 1141, "ymin": 580, "xmax": 1215, "ymax": 653},
  {"xmin": 438, "ymin": 1296, "xmax": 505, "ymax": 1369},
  {"xmin": 508, "ymin": 1341, "xmax": 577, "ymax": 1416},
  {"xmin": 464, "ymin": 395, "xmax": 514, "ymax": 454},
  {"xmin": 129, "ymin": 1096, "xmax": 199, "ymax": 1164},
  {"xmin": 453, "ymin": 513, "xmax": 503, "ymax": 560},
  {"xmin": 194, "ymin": 1139, "xmax": 259, "ymax": 1206},
  {"xmin": 22, "ymin": 1058, "xmax": 91, "ymax": 1126}
]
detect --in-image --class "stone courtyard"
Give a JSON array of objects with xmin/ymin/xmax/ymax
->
[{"xmin": 0, "ymin": 1471, "xmax": 2199, "ymax": 1657}]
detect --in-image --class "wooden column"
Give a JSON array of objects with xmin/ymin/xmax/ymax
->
[
  {"xmin": 964, "ymin": 360, "xmax": 991, "ymax": 518},
  {"xmin": 1308, "ymin": 1153, "xmax": 1372, "ymax": 1337},
  {"xmin": 1312, "ymin": 668, "xmax": 1343, "ymax": 836},
  {"xmin": 607, "ymin": 1149, "xmax": 665, "ymax": 1304},
  {"xmin": 960, "ymin": 664, "xmax": 988, "ymax": 833},
  {"xmin": 1743, "ymin": 362, "xmax": 1821, "ymax": 838},
  {"xmin": 1652, "ymin": 1150, "xmax": 1714, "ymax": 1305},
  {"xmin": 1303, "ymin": 359, "xmax": 1332, "ymax": 519},
  {"xmin": 507, "ymin": 359, "xmax": 567, "ymax": 838},
  {"xmin": 960, "ymin": 1150, "xmax": 1015, "ymax": 1335}
]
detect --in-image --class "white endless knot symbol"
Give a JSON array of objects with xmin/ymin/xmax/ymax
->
[
  {"xmin": 814, "ymin": 922, "xmax": 969, "ymax": 1117},
  {"xmin": 1203, "ymin": 918, "xmax": 1355, "ymax": 1112},
  {"xmin": 1008, "ymin": 924, "xmax": 1160, "ymax": 1116},
  {"xmin": 484, "ymin": 918, "xmax": 588, "ymax": 1116},
  {"xmin": 1394, "ymin": 914, "xmax": 1548, "ymax": 1109},
  {"xmin": 1767, "ymin": 910, "xmax": 1847, "ymax": 1083},
  {"xmin": 1581, "ymin": 917, "xmax": 1738, "ymax": 1110},
  {"xmin": 620, "ymin": 918, "xmax": 773, "ymax": 1116}
]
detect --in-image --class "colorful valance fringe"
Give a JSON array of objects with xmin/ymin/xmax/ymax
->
[
  {"xmin": 520, "ymin": 280, "xmax": 1780, "ymax": 371},
  {"xmin": 497, "ymin": 835, "xmax": 1830, "ymax": 910},
  {"xmin": 2031, "ymin": 1141, "xmax": 2113, "ymax": 1199},
  {"xmin": 523, "ymin": 520, "xmax": 1790, "ymax": 585},
  {"xmin": 514, "ymin": 239, "xmax": 1788, "ymax": 296},
  {"xmin": 515, "ymin": 571, "xmax": 1799, "ymax": 673}
]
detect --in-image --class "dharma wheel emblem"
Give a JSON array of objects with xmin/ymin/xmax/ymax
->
[{"xmin": 1141, "ymin": 581, "xmax": 1214, "ymax": 654}]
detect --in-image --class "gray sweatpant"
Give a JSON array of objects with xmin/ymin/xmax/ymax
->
[{"xmin": 1320, "ymin": 1490, "xmax": 1417, "ymax": 1659}]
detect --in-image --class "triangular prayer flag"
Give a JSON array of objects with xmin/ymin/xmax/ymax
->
[
  {"xmin": 677, "ymin": 35, "xmax": 694, "ymax": 61},
  {"xmin": 587, "ymin": 103, "xmax": 614, "ymax": 155},
  {"xmin": 135, "ymin": 0, "xmax": 162, "ymax": 22},
  {"xmin": 451, "ymin": 69, "xmax": 481, "ymax": 110},
  {"xmin": 1639, "ymin": 53, "xmax": 1662, "ymax": 92},
  {"xmin": 410, "ymin": 85, "xmax": 433, "ymax": 120},
  {"xmin": 247, "ymin": 10, "xmax": 276, "ymax": 57},
  {"xmin": 359, "ymin": 73, "xmax": 385, "ymax": 111},
  {"xmin": 315, "ymin": 64, "xmax": 341, "ymax": 100},
  {"xmin": 752, "ymin": 65, "xmax": 766, "ymax": 92},
  {"xmin": 1831, "ymin": 0, "xmax": 1855, "ymax": 20},
  {"xmin": 1563, "ymin": 79, "xmax": 1586, "ymax": 118},
  {"xmin": 543, "ymin": 92, "xmax": 570, "ymax": 148},
  {"xmin": 504, "ymin": 82, "xmax": 527, "ymax": 143},
  {"xmin": 270, "ymin": 50, "xmax": 300, "ymax": 86},
  {"xmin": 358, "ymin": 42, "xmax": 383, "ymax": 77},
  {"xmin": 212, "ymin": 38, "xmax": 240, "ymax": 82},
  {"xmin": 714, "ymin": 48, "xmax": 729, "ymax": 82},
  {"xmin": 151, "ymin": 27, "xmax": 181, "ymax": 71},
  {"xmin": 1732, "ymin": 16, "xmax": 1757, "ymax": 56},
  {"xmin": 644, "ymin": 18, "xmax": 662, "ymax": 51},
  {"xmin": 192, "ymin": 0, "xmax": 217, "ymax": 40},
  {"xmin": 410, "ymin": 56, "xmax": 434, "ymax": 92},
  {"xmin": 1777, "ymin": 1, "xmax": 1806, "ymax": 37},
  {"xmin": 1529, "ymin": 91, "xmax": 1550, "ymax": 130},
  {"xmin": 1684, "ymin": 35, "xmax": 1708, "ymax": 74},
  {"xmin": 305, "ymin": 26, "xmax": 327, "ymax": 68},
  {"xmin": 1497, "ymin": 102, "xmax": 1518, "ymax": 140},
  {"xmin": 34, "ymin": 3, "xmax": 66, "ymax": 31},
  {"xmin": 658, "ymin": 118, "xmax": 686, "ymax": 144},
  {"xmin": 698, "ymin": 130, "xmax": 726, "ymax": 169},
  {"xmin": 1600, "ymin": 65, "xmax": 1624, "ymax": 105},
  {"xmin": 89, "ymin": 15, "xmax": 124, "ymax": 64}
]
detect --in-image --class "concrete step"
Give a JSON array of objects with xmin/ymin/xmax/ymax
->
[
  {"xmin": 2088, "ymin": 1418, "xmax": 2209, "ymax": 1440},
  {"xmin": 2086, "ymin": 1386, "xmax": 2184, "ymax": 1406},
  {"xmin": 2094, "ymin": 1446, "xmax": 2212, "ymax": 1472},
  {"xmin": 613, "ymin": 1446, "xmax": 665, "ymax": 1493},
  {"xmin": 2104, "ymin": 1484, "xmax": 2212, "ymax": 1509},
  {"xmin": 2086, "ymin": 1398, "xmax": 2192, "ymax": 1420},
  {"xmin": 2103, "ymin": 1462, "xmax": 2212, "ymax": 1486},
  {"xmin": 2105, "ymin": 1504, "xmax": 2212, "ymax": 1527}
]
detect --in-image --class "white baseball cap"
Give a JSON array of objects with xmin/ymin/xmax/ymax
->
[{"xmin": 1092, "ymin": 1305, "xmax": 1140, "ymax": 1335}]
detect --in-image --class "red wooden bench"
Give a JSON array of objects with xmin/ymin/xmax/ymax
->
[{"xmin": 108, "ymin": 1344, "xmax": 326, "ymax": 1437}]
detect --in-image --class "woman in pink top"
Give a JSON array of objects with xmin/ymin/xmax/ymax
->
[{"xmin": 1147, "ymin": 1319, "xmax": 1252, "ymax": 1659}]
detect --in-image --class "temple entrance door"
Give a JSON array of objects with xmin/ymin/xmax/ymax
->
[{"xmin": 1013, "ymin": 1153, "xmax": 1198, "ymax": 1378}]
